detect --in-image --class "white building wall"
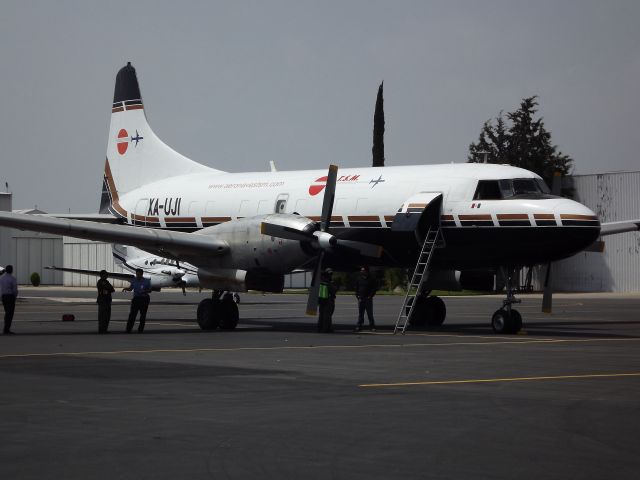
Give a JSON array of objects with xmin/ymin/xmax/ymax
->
[
  {"xmin": 0, "ymin": 193, "xmax": 13, "ymax": 269},
  {"xmin": 12, "ymin": 234, "xmax": 63, "ymax": 285},
  {"xmin": 63, "ymin": 237, "xmax": 128, "ymax": 287},
  {"xmin": 552, "ymin": 171, "xmax": 640, "ymax": 292}
]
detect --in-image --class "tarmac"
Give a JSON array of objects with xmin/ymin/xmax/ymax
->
[{"xmin": 1, "ymin": 288, "xmax": 639, "ymax": 479}]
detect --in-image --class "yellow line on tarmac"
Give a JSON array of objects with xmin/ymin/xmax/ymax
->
[
  {"xmin": 1, "ymin": 336, "xmax": 639, "ymax": 360},
  {"xmin": 359, "ymin": 372, "xmax": 640, "ymax": 388}
]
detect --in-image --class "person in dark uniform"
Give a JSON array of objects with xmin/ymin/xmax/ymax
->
[
  {"xmin": 318, "ymin": 268, "xmax": 337, "ymax": 333},
  {"xmin": 0, "ymin": 265, "xmax": 18, "ymax": 335},
  {"xmin": 96, "ymin": 270, "xmax": 115, "ymax": 334},
  {"xmin": 354, "ymin": 266, "xmax": 377, "ymax": 332},
  {"xmin": 123, "ymin": 268, "xmax": 151, "ymax": 333}
]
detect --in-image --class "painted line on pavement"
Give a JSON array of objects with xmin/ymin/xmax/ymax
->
[
  {"xmin": 359, "ymin": 372, "xmax": 640, "ymax": 388},
  {"xmin": 1, "ymin": 336, "xmax": 640, "ymax": 359}
]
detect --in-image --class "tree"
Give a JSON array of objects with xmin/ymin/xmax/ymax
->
[
  {"xmin": 372, "ymin": 82, "xmax": 385, "ymax": 167},
  {"xmin": 468, "ymin": 96, "xmax": 573, "ymax": 189}
]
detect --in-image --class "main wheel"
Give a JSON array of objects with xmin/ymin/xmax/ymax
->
[
  {"xmin": 425, "ymin": 296, "xmax": 446, "ymax": 326},
  {"xmin": 491, "ymin": 308, "xmax": 519, "ymax": 334},
  {"xmin": 219, "ymin": 298, "xmax": 239, "ymax": 330},
  {"xmin": 197, "ymin": 298, "xmax": 220, "ymax": 330},
  {"xmin": 408, "ymin": 296, "xmax": 447, "ymax": 327},
  {"xmin": 407, "ymin": 296, "xmax": 427, "ymax": 326}
]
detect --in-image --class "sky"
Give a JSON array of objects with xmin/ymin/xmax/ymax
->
[{"xmin": 1, "ymin": 0, "xmax": 639, "ymax": 212}]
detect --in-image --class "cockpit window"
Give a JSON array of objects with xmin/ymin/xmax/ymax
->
[
  {"xmin": 473, "ymin": 178, "xmax": 549, "ymax": 200},
  {"xmin": 536, "ymin": 178, "xmax": 551, "ymax": 194},
  {"xmin": 498, "ymin": 179, "xmax": 514, "ymax": 198},
  {"xmin": 512, "ymin": 179, "xmax": 540, "ymax": 195},
  {"xmin": 473, "ymin": 180, "xmax": 502, "ymax": 200}
]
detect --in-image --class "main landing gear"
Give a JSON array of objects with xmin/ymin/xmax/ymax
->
[
  {"xmin": 407, "ymin": 292, "xmax": 447, "ymax": 327},
  {"xmin": 491, "ymin": 267, "xmax": 523, "ymax": 334},
  {"xmin": 197, "ymin": 290, "xmax": 239, "ymax": 331}
]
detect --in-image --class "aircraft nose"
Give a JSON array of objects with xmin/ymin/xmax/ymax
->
[{"xmin": 553, "ymin": 198, "xmax": 600, "ymax": 251}]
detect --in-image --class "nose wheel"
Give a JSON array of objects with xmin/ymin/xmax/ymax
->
[
  {"xmin": 492, "ymin": 267, "xmax": 523, "ymax": 334},
  {"xmin": 491, "ymin": 308, "xmax": 522, "ymax": 334}
]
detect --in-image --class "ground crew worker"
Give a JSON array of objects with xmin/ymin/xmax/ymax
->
[
  {"xmin": 354, "ymin": 266, "xmax": 377, "ymax": 332},
  {"xmin": 123, "ymin": 268, "xmax": 151, "ymax": 333},
  {"xmin": 318, "ymin": 268, "xmax": 337, "ymax": 333},
  {"xmin": 96, "ymin": 270, "xmax": 115, "ymax": 334},
  {"xmin": 0, "ymin": 265, "xmax": 18, "ymax": 335}
]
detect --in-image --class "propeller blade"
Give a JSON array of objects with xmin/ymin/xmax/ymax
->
[
  {"xmin": 320, "ymin": 165, "xmax": 338, "ymax": 232},
  {"xmin": 541, "ymin": 262, "xmax": 553, "ymax": 314},
  {"xmin": 335, "ymin": 239, "xmax": 383, "ymax": 258},
  {"xmin": 260, "ymin": 222, "xmax": 312, "ymax": 242},
  {"xmin": 306, "ymin": 251, "xmax": 325, "ymax": 316}
]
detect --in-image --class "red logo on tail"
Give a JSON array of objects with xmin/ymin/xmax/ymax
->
[{"xmin": 117, "ymin": 129, "xmax": 128, "ymax": 155}]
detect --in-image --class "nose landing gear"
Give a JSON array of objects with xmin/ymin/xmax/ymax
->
[{"xmin": 491, "ymin": 267, "xmax": 523, "ymax": 334}]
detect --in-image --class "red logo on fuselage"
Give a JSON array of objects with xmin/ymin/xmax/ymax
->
[
  {"xmin": 117, "ymin": 129, "xmax": 128, "ymax": 155},
  {"xmin": 308, "ymin": 174, "xmax": 360, "ymax": 195},
  {"xmin": 309, "ymin": 176, "xmax": 328, "ymax": 196}
]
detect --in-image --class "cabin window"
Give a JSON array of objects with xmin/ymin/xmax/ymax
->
[{"xmin": 275, "ymin": 199, "xmax": 287, "ymax": 213}]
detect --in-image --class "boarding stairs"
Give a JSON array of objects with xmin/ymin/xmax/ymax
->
[{"xmin": 394, "ymin": 226, "xmax": 441, "ymax": 334}]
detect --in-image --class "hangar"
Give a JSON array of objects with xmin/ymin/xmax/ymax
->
[
  {"xmin": 1, "ymin": 171, "xmax": 638, "ymax": 291},
  {"xmin": 549, "ymin": 171, "xmax": 640, "ymax": 292}
]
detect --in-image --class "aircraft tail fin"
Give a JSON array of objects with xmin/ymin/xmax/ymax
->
[{"xmin": 101, "ymin": 62, "xmax": 221, "ymax": 215}]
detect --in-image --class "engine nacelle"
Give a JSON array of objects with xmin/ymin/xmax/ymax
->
[
  {"xmin": 198, "ymin": 268, "xmax": 284, "ymax": 293},
  {"xmin": 197, "ymin": 214, "xmax": 316, "ymax": 274}
]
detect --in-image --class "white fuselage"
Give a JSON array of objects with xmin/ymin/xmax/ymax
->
[
  {"xmin": 115, "ymin": 163, "xmax": 590, "ymax": 228},
  {"xmin": 105, "ymin": 163, "xmax": 599, "ymax": 270}
]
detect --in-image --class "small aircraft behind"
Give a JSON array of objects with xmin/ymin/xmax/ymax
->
[
  {"xmin": 0, "ymin": 62, "xmax": 637, "ymax": 333},
  {"xmin": 46, "ymin": 244, "xmax": 199, "ymax": 294}
]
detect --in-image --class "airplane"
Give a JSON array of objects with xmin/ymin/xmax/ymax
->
[
  {"xmin": 46, "ymin": 244, "xmax": 199, "ymax": 294},
  {"xmin": 0, "ymin": 62, "xmax": 638, "ymax": 334},
  {"xmin": 130, "ymin": 130, "xmax": 144, "ymax": 147}
]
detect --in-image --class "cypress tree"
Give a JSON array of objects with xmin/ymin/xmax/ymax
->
[{"xmin": 372, "ymin": 82, "xmax": 385, "ymax": 167}]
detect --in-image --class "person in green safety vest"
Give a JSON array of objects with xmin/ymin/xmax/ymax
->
[{"xmin": 318, "ymin": 268, "xmax": 337, "ymax": 333}]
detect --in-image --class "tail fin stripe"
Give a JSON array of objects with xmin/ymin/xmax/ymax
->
[{"xmin": 101, "ymin": 158, "xmax": 128, "ymax": 219}]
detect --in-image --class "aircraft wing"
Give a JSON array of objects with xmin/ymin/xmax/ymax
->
[
  {"xmin": 600, "ymin": 220, "xmax": 640, "ymax": 236},
  {"xmin": 44, "ymin": 213, "xmax": 124, "ymax": 224},
  {"xmin": 45, "ymin": 266, "xmax": 135, "ymax": 282},
  {"xmin": 0, "ymin": 211, "xmax": 229, "ymax": 260}
]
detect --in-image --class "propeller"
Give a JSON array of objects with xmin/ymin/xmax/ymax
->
[
  {"xmin": 261, "ymin": 165, "xmax": 382, "ymax": 316},
  {"xmin": 305, "ymin": 164, "xmax": 338, "ymax": 315},
  {"xmin": 541, "ymin": 171, "xmax": 562, "ymax": 314}
]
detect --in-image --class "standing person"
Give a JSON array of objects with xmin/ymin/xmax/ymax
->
[
  {"xmin": 318, "ymin": 268, "xmax": 337, "ymax": 333},
  {"xmin": 0, "ymin": 265, "xmax": 18, "ymax": 335},
  {"xmin": 123, "ymin": 268, "xmax": 151, "ymax": 333},
  {"xmin": 354, "ymin": 266, "xmax": 377, "ymax": 332},
  {"xmin": 96, "ymin": 270, "xmax": 115, "ymax": 334}
]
